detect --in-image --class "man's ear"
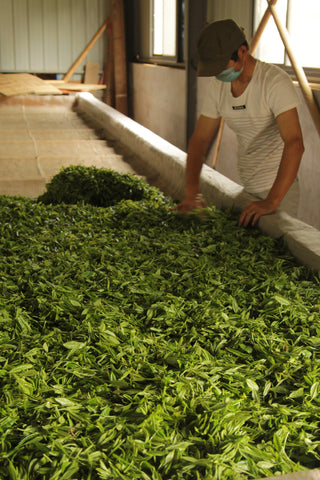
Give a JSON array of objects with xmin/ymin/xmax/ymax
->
[{"xmin": 238, "ymin": 45, "xmax": 248, "ymax": 59}]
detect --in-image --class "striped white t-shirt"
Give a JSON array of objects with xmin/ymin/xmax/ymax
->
[{"xmin": 200, "ymin": 60, "xmax": 301, "ymax": 194}]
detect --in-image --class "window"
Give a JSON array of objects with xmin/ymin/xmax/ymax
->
[
  {"xmin": 151, "ymin": 0, "xmax": 184, "ymax": 63},
  {"xmin": 153, "ymin": 0, "xmax": 176, "ymax": 56},
  {"xmin": 254, "ymin": 0, "xmax": 320, "ymax": 74}
]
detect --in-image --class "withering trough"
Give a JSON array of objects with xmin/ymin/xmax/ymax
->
[{"xmin": 73, "ymin": 93, "xmax": 320, "ymax": 272}]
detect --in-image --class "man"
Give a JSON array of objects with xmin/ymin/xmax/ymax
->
[{"xmin": 175, "ymin": 19, "xmax": 304, "ymax": 227}]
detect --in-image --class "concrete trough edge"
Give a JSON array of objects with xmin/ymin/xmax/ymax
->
[
  {"xmin": 258, "ymin": 470, "xmax": 320, "ymax": 480},
  {"xmin": 74, "ymin": 93, "xmax": 320, "ymax": 272}
]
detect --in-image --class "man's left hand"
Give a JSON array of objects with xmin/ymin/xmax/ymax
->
[{"xmin": 238, "ymin": 199, "xmax": 278, "ymax": 227}]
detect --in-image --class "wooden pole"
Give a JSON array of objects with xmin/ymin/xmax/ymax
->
[
  {"xmin": 111, "ymin": 0, "xmax": 128, "ymax": 115},
  {"xmin": 103, "ymin": 20, "xmax": 115, "ymax": 107},
  {"xmin": 250, "ymin": 0, "xmax": 278, "ymax": 54},
  {"xmin": 268, "ymin": 1, "xmax": 320, "ymax": 137},
  {"xmin": 211, "ymin": 118, "xmax": 225, "ymax": 169},
  {"xmin": 63, "ymin": 19, "xmax": 109, "ymax": 83},
  {"xmin": 212, "ymin": 0, "xmax": 277, "ymax": 168}
]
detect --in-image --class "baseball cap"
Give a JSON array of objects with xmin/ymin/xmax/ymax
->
[{"xmin": 197, "ymin": 19, "xmax": 246, "ymax": 77}]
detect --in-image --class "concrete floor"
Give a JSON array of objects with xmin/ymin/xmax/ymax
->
[{"xmin": 0, "ymin": 95, "xmax": 141, "ymax": 199}]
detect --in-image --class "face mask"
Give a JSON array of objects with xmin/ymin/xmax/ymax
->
[{"xmin": 216, "ymin": 66, "xmax": 243, "ymax": 82}]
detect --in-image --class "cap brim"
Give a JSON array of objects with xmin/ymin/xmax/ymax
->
[{"xmin": 197, "ymin": 56, "xmax": 230, "ymax": 77}]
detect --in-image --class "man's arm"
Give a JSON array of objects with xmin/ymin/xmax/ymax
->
[
  {"xmin": 239, "ymin": 107, "xmax": 304, "ymax": 227},
  {"xmin": 174, "ymin": 114, "xmax": 221, "ymax": 213}
]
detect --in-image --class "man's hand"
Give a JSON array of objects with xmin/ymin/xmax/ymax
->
[
  {"xmin": 238, "ymin": 198, "xmax": 278, "ymax": 227},
  {"xmin": 172, "ymin": 193, "xmax": 207, "ymax": 214},
  {"xmin": 172, "ymin": 115, "xmax": 220, "ymax": 216}
]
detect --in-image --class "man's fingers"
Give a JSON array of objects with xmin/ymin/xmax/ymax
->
[
  {"xmin": 171, "ymin": 194, "xmax": 207, "ymax": 214},
  {"xmin": 238, "ymin": 204, "xmax": 261, "ymax": 227},
  {"xmin": 239, "ymin": 199, "xmax": 277, "ymax": 227},
  {"xmin": 239, "ymin": 212, "xmax": 253, "ymax": 227}
]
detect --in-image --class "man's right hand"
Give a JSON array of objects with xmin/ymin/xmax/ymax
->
[
  {"xmin": 171, "ymin": 193, "xmax": 207, "ymax": 214},
  {"xmin": 170, "ymin": 115, "xmax": 220, "ymax": 215}
]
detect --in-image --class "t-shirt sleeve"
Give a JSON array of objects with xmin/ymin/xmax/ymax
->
[
  {"xmin": 266, "ymin": 67, "xmax": 301, "ymax": 118},
  {"xmin": 199, "ymin": 78, "xmax": 221, "ymax": 119}
]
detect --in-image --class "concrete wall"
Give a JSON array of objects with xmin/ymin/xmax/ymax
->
[{"xmin": 129, "ymin": 63, "xmax": 187, "ymax": 151}]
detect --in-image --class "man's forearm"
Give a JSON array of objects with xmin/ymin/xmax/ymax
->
[
  {"xmin": 175, "ymin": 115, "xmax": 221, "ymax": 213},
  {"xmin": 266, "ymin": 138, "xmax": 304, "ymax": 208},
  {"xmin": 185, "ymin": 144, "xmax": 206, "ymax": 197}
]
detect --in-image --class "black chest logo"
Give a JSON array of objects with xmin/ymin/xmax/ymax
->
[{"xmin": 232, "ymin": 105, "xmax": 246, "ymax": 110}]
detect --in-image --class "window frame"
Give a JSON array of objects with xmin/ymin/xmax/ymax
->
[{"xmin": 136, "ymin": 0, "xmax": 185, "ymax": 68}]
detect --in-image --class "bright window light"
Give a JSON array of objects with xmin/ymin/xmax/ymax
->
[
  {"xmin": 253, "ymin": 0, "xmax": 320, "ymax": 69},
  {"xmin": 153, "ymin": 0, "xmax": 177, "ymax": 57},
  {"xmin": 287, "ymin": 0, "xmax": 320, "ymax": 68},
  {"xmin": 253, "ymin": 0, "xmax": 287, "ymax": 64},
  {"xmin": 153, "ymin": 0, "xmax": 164, "ymax": 55}
]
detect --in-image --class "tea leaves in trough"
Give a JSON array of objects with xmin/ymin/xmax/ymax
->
[
  {"xmin": 37, "ymin": 165, "xmax": 160, "ymax": 207},
  {"xmin": 0, "ymin": 168, "xmax": 319, "ymax": 479}
]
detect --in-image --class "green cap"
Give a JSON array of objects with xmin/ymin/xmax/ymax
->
[{"xmin": 197, "ymin": 19, "xmax": 246, "ymax": 77}]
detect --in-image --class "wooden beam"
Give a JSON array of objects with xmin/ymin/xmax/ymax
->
[
  {"xmin": 186, "ymin": 0, "xmax": 207, "ymax": 147},
  {"xmin": 111, "ymin": 0, "xmax": 128, "ymax": 115},
  {"xmin": 63, "ymin": 19, "xmax": 109, "ymax": 83},
  {"xmin": 268, "ymin": 0, "xmax": 320, "ymax": 137},
  {"xmin": 211, "ymin": 118, "xmax": 224, "ymax": 170},
  {"xmin": 103, "ymin": 20, "xmax": 115, "ymax": 107},
  {"xmin": 250, "ymin": 0, "xmax": 278, "ymax": 54}
]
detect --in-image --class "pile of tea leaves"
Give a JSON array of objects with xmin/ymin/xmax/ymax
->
[{"xmin": 0, "ymin": 167, "xmax": 319, "ymax": 480}]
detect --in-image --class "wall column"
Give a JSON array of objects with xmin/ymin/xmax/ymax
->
[{"xmin": 185, "ymin": 0, "xmax": 207, "ymax": 147}]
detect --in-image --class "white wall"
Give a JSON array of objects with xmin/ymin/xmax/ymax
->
[
  {"xmin": 0, "ymin": 0, "xmax": 109, "ymax": 79},
  {"xmin": 207, "ymin": 0, "xmax": 253, "ymax": 39}
]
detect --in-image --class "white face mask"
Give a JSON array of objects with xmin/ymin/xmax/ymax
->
[{"xmin": 216, "ymin": 66, "xmax": 243, "ymax": 82}]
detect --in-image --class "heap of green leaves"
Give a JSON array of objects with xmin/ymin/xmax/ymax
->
[
  {"xmin": 37, "ymin": 165, "xmax": 159, "ymax": 207},
  {"xmin": 0, "ymin": 167, "xmax": 319, "ymax": 480}
]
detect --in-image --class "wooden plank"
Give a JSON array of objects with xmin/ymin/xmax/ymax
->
[
  {"xmin": 84, "ymin": 62, "xmax": 100, "ymax": 84},
  {"xmin": 0, "ymin": 73, "xmax": 62, "ymax": 96},
  {"xmin": 47, "ymin": 80, "xmax": 106, "ymax": 92}
]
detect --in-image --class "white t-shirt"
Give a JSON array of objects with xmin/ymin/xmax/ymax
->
[{"xmin": 200, "ymin": 60, "xmax": 301, "ymax": 194}]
